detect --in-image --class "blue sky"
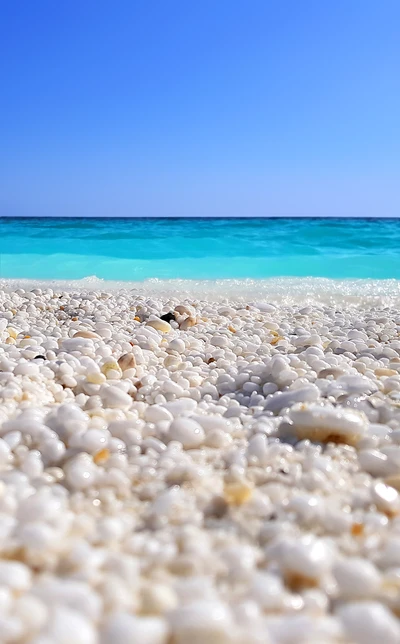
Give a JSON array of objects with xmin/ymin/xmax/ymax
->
[{"xmin": 1, "ymin": 0, "xmax": 399, "ymax": 217}]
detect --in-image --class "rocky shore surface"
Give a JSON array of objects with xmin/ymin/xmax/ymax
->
[{"xmin": 1, "ymin": 286, "xmax": 400, "ymax": 643}]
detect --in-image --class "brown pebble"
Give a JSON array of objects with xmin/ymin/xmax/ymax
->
[
  {"xmin": 179, "ymin": 316, "xmax": 196, "ymax": 331},
  {"xmin": 204, "ymin": 495, "xmax": 228, "ymax": 519},
  {"xmin": 168, "ymin": 555, "xmax": 200, "ymax": 577},
  {"xmin": 118, "ymin": 353, "xmax": 136, "ymax": 371},
  {"xmin": 284, "ymin": 571, "xmax": 318, "ymax": 591}
]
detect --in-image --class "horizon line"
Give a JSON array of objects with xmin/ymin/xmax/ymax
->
[{"xmin": 1, "ymin": 215, "xmax": 399, "ymax": 220}]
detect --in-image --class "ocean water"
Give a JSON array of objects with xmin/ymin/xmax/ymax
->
[{"xmin": 1, "ymin": 217, "xmax": 399, "ymax": 282}]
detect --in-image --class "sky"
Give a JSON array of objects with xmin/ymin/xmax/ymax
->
[{"xmin": 0, "ymin": 0, "xmax": 399, "ymax": 218}]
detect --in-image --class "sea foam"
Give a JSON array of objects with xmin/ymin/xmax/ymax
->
[{"xmin": 1, "ymin": 275, "xmax": 400, "ymax": 307}]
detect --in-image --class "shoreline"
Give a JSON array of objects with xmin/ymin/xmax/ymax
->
[
  {"xmin": 1, "ymin": 285, "xmax": 400, "ymax": 641},
  {"xmin": 2, "ymin": 275, "xmax": 400, "ymax": 307}
]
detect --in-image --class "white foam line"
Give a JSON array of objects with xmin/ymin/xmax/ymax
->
[{"xmin": 1, "ymin": 275, "xmax": 400, "ymax": 307}]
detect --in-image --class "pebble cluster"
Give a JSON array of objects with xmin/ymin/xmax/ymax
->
[{"xmin": 1, "ymin": 286, "xmax": 400, "ymax": 643}]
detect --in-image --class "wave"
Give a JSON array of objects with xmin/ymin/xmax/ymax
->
[{"xmin": 2, "ymin": 275, "xmax": 400, "ymax": 307}]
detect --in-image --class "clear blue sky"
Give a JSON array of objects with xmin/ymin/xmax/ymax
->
[{"xmin": 1, "ymin": 0, "xmax": 399, "ymax": 217}]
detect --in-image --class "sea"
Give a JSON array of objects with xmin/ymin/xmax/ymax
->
[{"xmin": 1, "ymin": 217, "xmax": 400, "ymax": 305}]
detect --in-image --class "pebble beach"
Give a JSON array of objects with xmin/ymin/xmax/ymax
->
[{"xmin": 2, "ymin": 283, "xmax": 400, "ymax": 643}]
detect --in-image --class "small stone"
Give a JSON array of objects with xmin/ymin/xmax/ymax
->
[
  {"xmin": 87, "ymin": 371, "xmax": 106, "ymax": 384},
  {"xmin": 210, "ymin": 335, "xmax": 228, "ymax": 348},
  {"xmin": 175, "ymin": 305, "xmax": 194, "ymax": 316},
  {"xmin": 101, "ymin": 385, "xmax": 132, "ymax": 409},
  {"xmin": 179, "ymin": 316, "xmax": 196, "ymax": 331},
  {"xmin": 169, "ymin": 339, "xmax": 186, "ymax": 352},
  {"xmin": 102, "ymin": 614, "xmax": 168, "ymax": 644},
  {"xmin": 93, "ymin": 448, "xmax": 110, "ymax": 464},
  {"xmin": 375, "ymin": 368, "xmax": 397, "ymax": 377},
  {"xmin": 337, "ymin": 601, "xmax": 400, "ymax": 644},
  {"xmin": 163, "ymin": 399, "xmax": 197, "ymax": 416},
  {"xmin": 146, "ymin": 319, "xmax": 172, "ymax": 333},
  {"xmin": 333, "ymin": 557, "xmax": 381, "ymax": 598},
  {"xmin": 140, "ymin": 583, "xmax": 178, "ymax": 614},
  {"xmin": 13, "ymin": 594, "xmax": 48, "ymax": 636},
  {"xmin": 371, "ymin": 482, "xmax": 400, "ymax": 516},
  {"xmin": 265, "ymin": 386, "xmax": 319, "ymax": 413},
  {"xmin": 62, "ymin": 337, "xmax": 94, "ymax": 353},
  {"xmin": 73, "ymin": 330, "xmax": 100, "ymax": 339},
  {"xmin": 289, "ymin": 403, "xmax": 368, "ymax": 446},
  {"xmin": 268, "ymin": 535, "xmax": 334, "ymax": 590},
  {"xmin": 351, "ymin": 523, "xmax": 364, "ymax": 537},
  {"xmin": 358, "ymin": 449, "xmax": 396, "ymax": 477},
  {"xmin": 64, "ymin": 454, "xmax": 97, "ymax": 490},
  {"xmin": 169, "ymin": 600, "xmax": 234, "ymax": 644},
  {"xmin": 42, "ymin": 606, "xmax": 97, "ymax": 644},
  {"xmin": 144, "ymin": 405, "xmax": 174, "ymax": 423},
  {"xmin": 118, "ymin": 353, "xmax": 137, "ymax": 371},
  {"xmin": 384, "ymin": 475, "xmax": 400, "ymax": 492},
  {"xmin": 0, "ymin": 561, "xmax": 31, "ymax": 591},
  {"xmin": 101, "ymin": 360, "xmax": 122, "ymax": 376},
  {"xmin": 167, "ymin": 418, "xmax": 205, "ymax": 449},
  {"xmin": 160, "ymin": 312, "xmax": 176, "ymax": 323},
  {"xmin": 224, "ymin": 480, "xmax": 254, "ymax": 506}
]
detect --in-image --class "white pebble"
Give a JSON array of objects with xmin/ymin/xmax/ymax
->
[
  {"xmin": 169, "ymin": 600, "xmax": 234, "ymax": 643},
  {"xmin": 101, "ymin": 614, "xmax": 168, "ymax": 644},
  {"xmin": 167, "ymin": 418, "xmax": 205, "ymax": 449},
  {"xmin": 337, "ymin": 601, "xmax": 400, "ymax": 644},
  {"xmin": 0, "ymin": 561, "xmax": 31, "ymax": 591},
  {"xmin": 101, "ymin": 385, "xmax": 132, "ymax": 409},
  {"xmin": 64, "ymin": 454, "xmax": 97, "ymax": 490},
  {"xmin": 333, "ymin": 557, "xmax": 381, "ymax": 598},
  {"xmin": 289, "ymin": 403, "xmax": 368, "ymax": 445}
]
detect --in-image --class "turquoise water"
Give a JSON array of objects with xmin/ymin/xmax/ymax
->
[{"xmin": 0, "ymin": 217, "xmax": 399, "ymax": 281}]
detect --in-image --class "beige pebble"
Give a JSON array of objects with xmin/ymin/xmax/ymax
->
[
  {"xmin": 146, "ymin": 319, "xmax": 172, "ymax": 333},
  {"xmin": 73, "ymin": 330, "xmax": 101, "ymax": 339},
  {"xmin": 224, "ymin": 480, "xmax": 254, "ymax": 505},
  {"xmin": 375, "ymin": 368, "xmax": 397, "ymax": 377},
  {"xmin": 140, "ymin": 583, "xmax": 178, "ymax": 614},
  {"xmin": 179, "ymin": 316, "xmax": 196, "ymax": 331},
  {"xmin": 87, "ymin": 372, "xmax": 106, "ymax": 385},
  {"xmin": 6, "ymin": 327, "xmax": 18, "ymax": 339},
  {"xmin": 101, "ymin": 361, "xmax": 122, "ymax": 376},
  {"xmin": 385, "ymin": 475, "xmax": 400, "ymax": 492}
]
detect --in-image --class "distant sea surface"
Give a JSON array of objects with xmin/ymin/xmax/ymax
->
[{"xmin": 1, "ymin": 217, "xmax": 399, "ymax": 281}]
